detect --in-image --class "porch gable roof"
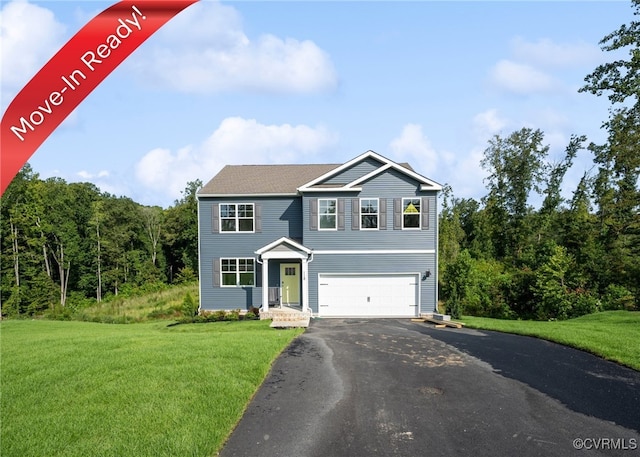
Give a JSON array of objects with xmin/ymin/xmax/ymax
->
[{"xmin": 255, "ymin": 237, "xmax": 312, "ymax": 259}]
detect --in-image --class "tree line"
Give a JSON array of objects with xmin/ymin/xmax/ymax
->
[
  {"xmin": 438, "ymin": 1, "xmax": 639, "ymax": 319},
  {"xmin": 1, "ymin": 171, "xmax": 201, "ymax": 317}
]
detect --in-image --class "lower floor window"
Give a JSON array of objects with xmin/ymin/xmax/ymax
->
[{"xmin": 221, "ymin": 258, "xmax": 255, "ymax": 286}]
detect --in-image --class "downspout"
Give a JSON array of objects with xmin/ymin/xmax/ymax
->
[
  {"xmin": 256, "ymin": 254, "xmax": 264, "ymax": 312},
  {"xmin": 305, "ymin": 251, "xmax": 314, "ymax": 315}
]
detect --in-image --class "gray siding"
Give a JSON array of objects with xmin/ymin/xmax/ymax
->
[
  {"xmin": 303, "ymin": 169, "xmax": 438, "ymax": 251},
  {"xmin": 321, "ymin": 157, "xmax": 383, "ymax": 185},
  {"xmin": 199, "ymin": 196, "xmax": 302, "ymax": 310},
  {"xmin": 308, "ymin": 253, "xmax": 437, "ymax": 314}
]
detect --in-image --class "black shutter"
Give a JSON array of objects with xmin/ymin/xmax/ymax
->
[
  {"xmin": 213, "ymin": 258, "xmax": 220, "ymax": 287},
  {"xmin": 379, "ymin": 198, "xmax": 387, "ymax": 230},
  {"xmin": 337, "ymin": 198, "xmax": 345, "ymax": 231},
  {"xmin": 351, "ymin": 198, "xmax": 360, "ymax": 230},
  {"xmin": 309, "ymin": 199, "xmax": 318, "ymax": 231},
  {"xmin": 255, "ymin": 204, "xmax": 262, "ymax": 233},
  {"xmin": 393, "ymin": 198, "xmax": 402, "ymax": 230},
  {"xmin": 212, "ymin": 203, "xmax": 219, "ymax": 233},
  {"xmin": 421, "ymin": 197, "xmax": 429, "ymax": 230}
]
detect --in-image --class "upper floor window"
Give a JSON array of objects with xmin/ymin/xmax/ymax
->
[
  {"xmin": 221, "ymin": 258, "xmax": 255, "ymax": 286},
  {"xmin": 360, "ymin": 198, "xmax": 379, "ymax": 229},
  {"xmin": 220, "ymin": 203, "xmax": 254, "ymax": 232},
  {"xmin": 319, "ymin": 199, "xmax": 337, "ymax": 230},
  {"xmin": 402, "ymin": 198, "xmax": 421, "ymax": 229}
]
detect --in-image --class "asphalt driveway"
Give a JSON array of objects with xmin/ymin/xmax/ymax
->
[{"xmin": 219, "ymin": 319, "xmax": 640, "ymax": 457}]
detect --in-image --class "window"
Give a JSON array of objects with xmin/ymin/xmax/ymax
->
[
  {"xmin": 402, "ymin": 198, "xmax": 421, "ymax": 229},
  {"xmin": 221, "ymin": 258, "xmax": 255, "ymax": 286},
  {"xmin": 284, "ymin": 267, "xmax": 296, "ymax": 276},
  {"xmin": 220, "ymin": 204, "xmax": 254, "ymax": 232},
  {"xmin": 319, "ymin": 199, "xmax": 337, "ymax": 230},
  {"xmin": 360, "ymin": 198, "xmax": 379, "ymax": 229}
]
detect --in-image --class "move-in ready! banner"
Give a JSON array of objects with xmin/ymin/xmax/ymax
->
[{"xmin": 0, "ymin": 0, "xmax": 199, "ymax": 196}]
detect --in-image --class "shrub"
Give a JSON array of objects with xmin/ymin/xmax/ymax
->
[
  {"xmin": 445, "ymin": 289, "xmax": 462, "ymax": 319},
  {"xmin": 174, "ymin": 267, "xmax": 197, "ymax": 284},
  {"xmin": 181, "ymin": 292, "xmax": 198, "ymax": 317},
  {"xmin": 602, "ymin": 284, "xmax": 635, "ymax": 311},
  {"xmin": 211, "ymin": 310, "xmax": 227, "ymax": 322},
  {"xmin": 569, "ymin": 290, "xmax": 601, "ymax": 318},
  {"xmin": 225, "ymin": 310, "xmax": 240, "ymax": 321}
]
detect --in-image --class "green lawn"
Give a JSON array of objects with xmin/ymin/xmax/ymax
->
[
  {"xmin": 462, "ymin": 311, "xmax": 640, "ymax": 371},
  {"xmin": 1, "ymin": 319, "xmax": 304, "ymax": 457}
]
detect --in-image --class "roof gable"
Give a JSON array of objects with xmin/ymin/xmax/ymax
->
[
  {"xmin": 298, "ymin": 150, "xmax": 442, "ymax": 192},
  {"xmin": 255, "ymin": 237, "xmax": 311, "ymax": 259}
]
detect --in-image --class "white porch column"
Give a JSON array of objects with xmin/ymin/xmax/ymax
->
[
  {"xmin": 301, "ymin": 257, "xmax": 309, "ymax": 313},
  {"xmin": 261, "ymin": 258, "xmax": 269, "ymax": 311}
]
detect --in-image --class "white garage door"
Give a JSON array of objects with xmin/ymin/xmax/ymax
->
[{"xmin": 318, "ymin": 273, "xmax": 419, "ymax": 317}]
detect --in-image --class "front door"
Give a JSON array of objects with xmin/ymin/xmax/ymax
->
[{"xmin": 280, "ymin": 263, "xmax": 300, "ymax": 306}]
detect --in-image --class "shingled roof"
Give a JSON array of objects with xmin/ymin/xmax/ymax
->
[{"xmin": 199, "ymin": 164, "xmax": 341, "ymax": 195}]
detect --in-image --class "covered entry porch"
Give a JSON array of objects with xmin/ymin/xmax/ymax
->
[{"xmin": 255, "ymin": 237, "xmax": 313, "ymax": 313}]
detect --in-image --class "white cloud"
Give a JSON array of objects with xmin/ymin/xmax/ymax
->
[
  {"xmin": 0, "ymin": 1, "xmax": 66, "ymax": 97},
  {"xmin": 488, "ymin": 37, "xmax": 602, "ymax": 96},
  {"xmin": 77, "ymin": 170, "xmax": 109, "ymax": 180},
  {"xmin": 450, "ymin": 146, "xmax": 488, "ymax": 199},
  {"xmin": 472, "ymin": 109, "xmax": 508, "ymax": 141},
  {"xmin": 135, "ymin": 117, "xmax": 338, "ymax": 201},
  {"xmin": 389, "ymin": 124, "xmax": 439, "ymax": 177},
  {"xmin": 489, "ymin": 59, "xmax": 556, "ymax": 94},
  {"xmin": 510, "ymin": 37, "xmax": 601, "ymax": 68},
  {"xmin": 131, "ymin": 1, "xmax": 337, "ymax": 94},
  {"xmin": 389, "ymin": 123, "xmax": 487, "ymax": 200}
]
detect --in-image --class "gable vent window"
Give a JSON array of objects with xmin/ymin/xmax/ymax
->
[
  {"xmin": 402, "ymin": 198, "xmax": 421, "ymax": 229},
  {"xmin": 220, "ymin": 203, "xmax": 254, "ymax": 232}
]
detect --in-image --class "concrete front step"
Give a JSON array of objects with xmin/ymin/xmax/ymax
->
[
  {"xmin": 260, "ymin": 310, "xmax": 311, "ymax": 321},
  {"xmin": 261, "ymin": 308, "xmax": 311, "ymax": 328},
  {"xmin": 270, "ymin": 317, "xmax": 311, "ymax": 328}
]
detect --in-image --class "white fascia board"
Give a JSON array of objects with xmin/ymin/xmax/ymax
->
[
  {"xmin": 344, "ymin": 162, "xmax": 444, "ymax": 191},
  {"xmin": 420, "ymin": 183, "xmax": 443, "ymax": 191},
  {"xmin": 345, "ymin": 163, "xmax": 393, "ymax": 188},
  {"xmin": 298, "ymin": 150, "xmax": 379, "ymax": 191},
  {"xmin": 313, "ymin": 249, "xmax": 436, "ymax": 255},
  {"xmin": 298, "ymin": 187, "xmax": 363, "ymax": 193},
  {"xmin": 198, "ymin": 192, "xmax": 298, "ymax": 199},
  {"xmin": 255, "ymin": 236, "xmax": 312, "ymax": 255}
]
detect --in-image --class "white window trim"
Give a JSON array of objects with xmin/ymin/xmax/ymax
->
[
  {"xmin": 318, "ymin": 198, "xmax": 338, "ymax": 231},
  {"xmin": 360, "ymin": 198, "xmax": 379, "ymax": 230},
  {"xmin": 219, "ymin": 203, "xmax": 255, "ymax": 233},
  {"xmin": 402, "ymin": 197, "xmax": 421, "ymax": 230},
  {"xmin": 220, "ymin": 257, "xmax": 255, "ymax": 287}
]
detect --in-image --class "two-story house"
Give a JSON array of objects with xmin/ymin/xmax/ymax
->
[{"xmin": 197, "ymin": 150, "xmax": 442, "ymax": 318}]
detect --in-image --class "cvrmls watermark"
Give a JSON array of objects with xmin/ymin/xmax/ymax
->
[
  {"xmin": 9, "ymin": 5, "xmax": 146, "ymax": 142},
  {"xmin": 573, "ymin": 438, "xmax": 637, "ymax": 451}
]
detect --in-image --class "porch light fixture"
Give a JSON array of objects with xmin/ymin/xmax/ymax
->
[{"xmin": 422, "ymin": 270, "xmax": 431, "ymax": 280}]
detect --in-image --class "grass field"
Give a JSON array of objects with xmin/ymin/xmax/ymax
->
[
  {"xmin": 74, "ymin": 283, "xmax": 199, "ymax": 323},
  {"xmin": 462, "ymin": 311, "xmax": 640, "ymax": 371},
  {"xmin": 1, "ymin": 319, "xmax": 304, "ymax": 457}
]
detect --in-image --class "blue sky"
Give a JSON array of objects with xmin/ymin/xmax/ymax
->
[{"xmin": 1, "ymin": 0, "xmax": 632, "ymax": 207}]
